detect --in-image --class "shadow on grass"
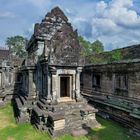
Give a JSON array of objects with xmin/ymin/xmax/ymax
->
[{"xmin": 82, "ymin": 116, "xmax": 139, "ymax": 140}]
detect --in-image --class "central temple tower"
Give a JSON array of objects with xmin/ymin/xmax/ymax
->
[{"xmin": 15, "ymin": 7, "xmax": 99, "ymax": 137}]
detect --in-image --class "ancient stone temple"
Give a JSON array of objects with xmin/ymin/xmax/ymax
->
[{"xmin": 14, "ymin": 7, "xmax": 99, "ymax": 137}]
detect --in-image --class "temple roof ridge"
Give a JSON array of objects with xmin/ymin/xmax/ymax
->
[{"xmin": 33, "ymin": 6, "xmax": 69, "ymax": 39}]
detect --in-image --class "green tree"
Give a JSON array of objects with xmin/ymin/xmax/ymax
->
[
  {"xmin": 78, "ymin": 36, "xmax": 91, "ymax": 56},
  {"xmin": 78, "ymin": 37, "xmax": 104, "ymax": 56},
  {"xmin": 110, "ymin": 49, "xmax": 122, "ymax": 62},
  {"xmin": 6, "ymin": 35, "xmax": 28, "ymax": 58},
  {"xmin": 91, "ymin": 40, "xmax": 104, "ymax": 54}
]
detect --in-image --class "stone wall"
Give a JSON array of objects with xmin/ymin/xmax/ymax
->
[
  {"xmin": 82, "ymin": 61, "xmax": 140, "ymax": 136},
  {"xmin": 82, "ymin": 61, "xmax": 140, "ymax": 99},
  {"xmin": 86, "ymin": 44, "xmax": 140, "ymax": 64}
]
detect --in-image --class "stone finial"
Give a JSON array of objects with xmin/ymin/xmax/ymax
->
[{"xmin": 50, "ymin": 6, "xmax": 68, "ymax": 22}]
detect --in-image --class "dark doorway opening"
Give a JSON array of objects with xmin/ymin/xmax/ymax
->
[{"xmin": 60, "ymin": 77, "xmax": 70, "ymax": 97}]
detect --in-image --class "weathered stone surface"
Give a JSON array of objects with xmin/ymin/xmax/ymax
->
[{"xmin": 82, "ymin": 61, "xmax": 140, "ymax": 136}]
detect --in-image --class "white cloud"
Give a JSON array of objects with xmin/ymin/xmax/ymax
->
[
  {"xmin": 76, "ymin": 0, "xmax": 140, "ymax": 50},
  {"xmin": 110, "ymin": 0, "xmax": 133, "ymax": 8},
  {"xmin": 1, "ymin": 0, "xmax": 140, "ymax": 50},
  {"xmin": 24, "ymin": 0, "xmax": 140, "ymax": 50},
  {"xmin": 28, "ymin": 0, "xmax": 51, "ymax": 8},
  {"xmin": 96, "ymin": 1, "xmax": 107, "ymax": 16},
  {"xmin": 0, "ymin": 11, "xmax": 15, "ymax": 19},
  {"xmin": 28, "ymin": 23, "xmax": 35, "ymax": 34},
  {"xmin": 24, "ymin": 23, "xmax": 35, "ymax": 37}
]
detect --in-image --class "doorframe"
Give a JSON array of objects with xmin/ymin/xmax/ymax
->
[
  {"xmin": 60, "ymin": 76, "xmax": 70, "ymax": 97},
  {"xmin": 58, "ymin": 74, "xmax": 72, "ymax": 100}
]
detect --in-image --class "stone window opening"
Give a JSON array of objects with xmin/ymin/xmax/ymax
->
[
  {"xmin": 92, "ymin": 74, "xmax": 101, "ymax": 88},
  {"xmin": 115, "ymin": 74, "xmax": 128, "ymax": 91}
]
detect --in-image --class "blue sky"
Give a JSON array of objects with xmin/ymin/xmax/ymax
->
[{"xmin": 0, "ymin": 0, "xmax": 140, "ymax": 50}]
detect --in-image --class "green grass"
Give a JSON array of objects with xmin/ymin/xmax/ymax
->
[{"xmin": 0, "ymin": 103, "xmax": 139, "ymax": 140}]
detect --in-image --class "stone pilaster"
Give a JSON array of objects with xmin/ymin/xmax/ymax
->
[
  {"xmin": 112, "ymin": 74, "xmax": 116, "ymax": 93},
  {"xmin": 2, "ymin": 68, "xmax": 5, "ymax": 89},
  {"xmin": 50, "ymin": 67, "xmax": 57, "ymax": 104},
  {"xmin": 0, "ymin": 72, "xmax": 2, "ymax": 88},
  {"xmin": 75, "ymin": 67, "xmax": 82, "ymax": 101},
  {"xmin": 28, "ymin": 70, "xmax": 36, "ymax": 99},
  {"xmin": 72, "ymin": 74, "xmax": 76, "ymax": 99},
  {"xmin": 47, "ymin": 71, "xmax": 52, "ymax": 103},
  {"xmin": 44, "ymin": 40, "xmax": 50, "ymax": 59}
]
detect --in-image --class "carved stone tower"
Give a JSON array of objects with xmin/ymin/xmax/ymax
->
[{"xmin": 14, "ymin": 7, "xmax": 99, "ymax": 137}]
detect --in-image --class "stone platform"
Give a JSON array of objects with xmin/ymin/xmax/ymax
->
[{"xmin": 14, "ymin": 96, "xmax": 100, "ymax": 137}]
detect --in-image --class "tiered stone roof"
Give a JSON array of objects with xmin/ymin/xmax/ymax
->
[{"xmin": 27, "ymin": 6, "xmax": 84, "ymax": 66}]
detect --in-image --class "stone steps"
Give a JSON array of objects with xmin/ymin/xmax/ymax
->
[
  {"xmin": 19, "ymin": 95, "xmax": 27, "ymax": 105},
  {"xmin": 15, "ymin": 97, "xmax": 23, "ymax": 109},
  {"xmin": 14, "ymin": 95, "xmax": 29, "ymax": 123},
  {"xmin": 31, "ymin": 105, "xmax": 48, "ymax": 131},
  {"xmin": 18, "ymin": 98, "xmax": 99, "ymax": 137}
]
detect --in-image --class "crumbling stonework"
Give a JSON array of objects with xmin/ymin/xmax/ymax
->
[
  {"xmin": 13, "ymin": 7, "xmax": 99, "ymax": 137},
  {"xmin": 8, "ymin": 6, "xmax": 140, "ymax": 138},
  {"xmin": 0, "ymin": 49, "xmax": 19, "ymax": 105}
]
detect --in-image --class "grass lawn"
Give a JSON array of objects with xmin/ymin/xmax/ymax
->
[{"xmin": 0, "ymin": 103, "xmax": 139, "ymax": 140}]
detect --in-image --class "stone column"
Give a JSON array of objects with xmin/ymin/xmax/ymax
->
[
  {"xmin": 50, "ymin": 67, "xmax": 57, "ymax": 104},
  {"xmin": 75, "ymin": 67, "xmax": 82, "ymax": 102}
]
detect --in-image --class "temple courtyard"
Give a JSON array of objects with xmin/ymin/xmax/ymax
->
[
  {"xmin": 0, "ymin": 102, "xmax": 139, "ymax": 140},
  {"xmin": 0, "ymin": 5, "xmax": 140, "ymax": 139}
]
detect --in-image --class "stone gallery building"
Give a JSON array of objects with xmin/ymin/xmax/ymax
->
[
  {"xmin": 14, "ymin": 7, "xmax": 99, "ymax": 136},
  {"xmin": 0, "ymin": 48, "xmax": 15, "ymax": 102},
  {"xmin": 82, "ymin": 45, "xmax": 140, "ymax": 136},
  {"xmin": 10, "ymin": 6, "xmax": 140, "ymax": 137}
]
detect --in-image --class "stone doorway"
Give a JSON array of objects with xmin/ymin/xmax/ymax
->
[{"xmin": 60, "ymin": 76, "xmax": 70, "ymax": 97}]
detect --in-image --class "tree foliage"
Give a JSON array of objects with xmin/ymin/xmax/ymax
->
[
  {"xmin": 78, "ymin": 36, "xmax": 104, "ymax": 56},
  {"xmin": 78, "ymin": 36, "xmax": 91, "ymax": 56},
  {"xmin": 78, "ymin": 36, "xmax": 123, "ymax": 64},
  {"xmin": 6, "ymin": 35, "xmax": 28, "ymax": 58},
  {"xmin": 91, "ymin": 40, "xmax": 104, "ymax": 54},
  {"xmin": 109, "ymin": 49, "xmax": 122, "ymax": 62}
]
